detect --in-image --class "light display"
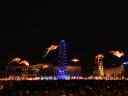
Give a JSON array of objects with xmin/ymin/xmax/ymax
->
[{"xmin": 57, "ymin": 40, "xmax": 67, "ymax": 80}]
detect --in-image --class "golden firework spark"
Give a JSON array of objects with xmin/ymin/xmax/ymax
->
[
  {"xmin": 19, "ymin": 60, "xmax": 29, "ymax": 66},
  {"xmin": 71, "ymin": 58, "xmax": 79, "ymax": 63},
  {"xmin": 48, "ymin": 45, "xmax": 58, "ymax": 51},
  {"xmin": 109, "ymin": 50, "xmax": 124, "ymax": 58}
]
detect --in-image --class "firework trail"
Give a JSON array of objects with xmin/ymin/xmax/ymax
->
[
  {"xmin": 43, "ymin": 49, "xmax": 50, "ymax": 58},
  {"xmin": 42, "ymin": 48, "xmax": 48, "ymax": 58},
  {"xmin": 9, "ymin": 57, "xmax": 21, "ymax": 64},
  {"xmin": 43, "ymin": 45, "xmax": 58, "ymax": 58}
]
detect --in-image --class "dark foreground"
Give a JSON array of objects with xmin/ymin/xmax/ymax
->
[{"xmin": 0, "ymin": 80, "xmax": 128, "ymax": 96}]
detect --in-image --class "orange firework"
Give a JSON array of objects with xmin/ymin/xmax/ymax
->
[
  {"xmin": 109, "ymin": 50, "xmax": 124, "ymax": 58},
  {"xmin": 48, "ymin": 45, "xmax": 58, "ymax": 51},
  {"xmin": 43, "ymin": 45, "xmax": 58, "ymax": 58},
  {"xmin": 43, "ymin": 65, "xmax": 49, "ymax": 69},
  {"xmin": 71, "ymin": 58, "xmax": 79, "ymax": 63},
  {"xmin": 19, "ymin": 60, "xmax": 29, "ymax": 66},
  {"xmin": 95, "ymin": 54, "xmax": 104, "ymax": 62},
  {"xmin": 9, "ymin": 57, "xmax": 21, "ymax": 64}
]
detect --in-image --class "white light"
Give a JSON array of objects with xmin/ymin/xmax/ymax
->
[{"xmin": 123, "ymin": 62, "xmax": 128, "ymax": 65}]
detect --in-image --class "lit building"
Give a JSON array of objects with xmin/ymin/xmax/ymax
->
[{"xmin": 2, "ymin": 63, "xmax": 81, "ymax": 78}]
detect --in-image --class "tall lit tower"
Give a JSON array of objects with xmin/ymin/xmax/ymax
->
[
  {"xmin": 57, "ymin": 40, "xmax": 67, "ymax": 79},
  {"xmin": 95, "ymin": 54, "xmax": 104, "ymax": 77}
]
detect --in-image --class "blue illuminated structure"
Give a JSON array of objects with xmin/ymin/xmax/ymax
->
[
  {"xmin": 123, "ymin": 61, "xmax": 128, "ymax": 65},
  {"xmin": 57, "ymin": 40, "xmax": 67, "ymax": 80},
  {"xmin": 121, "ymin": 61, "xmax": 128, "ymax": 78}
]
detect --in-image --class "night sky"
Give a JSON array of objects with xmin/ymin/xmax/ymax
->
[{"xmin": 0, "ymin": 1, "xmax": 127, "ymax": 73}]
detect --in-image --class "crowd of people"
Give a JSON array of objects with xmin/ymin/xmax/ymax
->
[{"xmin": 0, "ymin": 80, "xmax": 128, "ymax": 96}]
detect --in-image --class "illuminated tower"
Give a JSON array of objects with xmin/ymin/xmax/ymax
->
[
  {"xmin": 95, "ymin": 54, "xmax": 104, "ymax": 77},
  {"xmin": 57, "ymin": 40, "xmax": 67, "ymax": 79},
  {"xmin": 98, "ymin": 61, "xmax": 104, "ymax": 77}
]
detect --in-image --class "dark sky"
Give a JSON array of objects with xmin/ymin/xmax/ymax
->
[{"xmin": 0, "ymin": 1, "xmax": 127, "ymax": 73}]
